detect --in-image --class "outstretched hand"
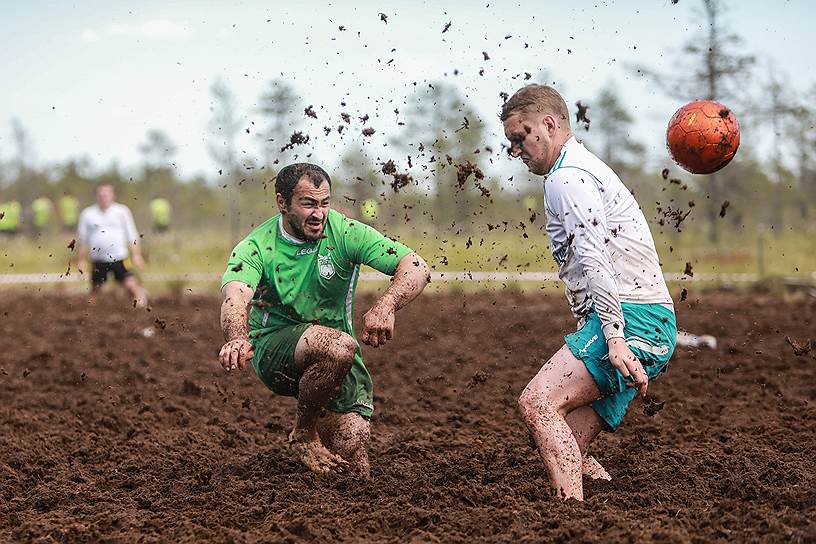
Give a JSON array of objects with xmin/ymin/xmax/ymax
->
[
  {"xmin": 361, "ymin": 300, "xmax": 395, "ymax": 347},
  {"xmin": 607, "ymin": 338, "xmax": 648, "ymax": 397}
]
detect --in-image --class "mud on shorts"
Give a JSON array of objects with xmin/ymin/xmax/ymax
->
[
  {"xmin": 565, "ymin": 302, "xmax": 677, "ymax": 432},
  {"xmin": 250, "ymin": 324, "xmax": 374, "ymax": 418}
]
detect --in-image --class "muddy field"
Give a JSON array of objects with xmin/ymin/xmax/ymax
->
[{"xmin": 1, "ymin": 290, "xmax": 814, "ymax": 543}]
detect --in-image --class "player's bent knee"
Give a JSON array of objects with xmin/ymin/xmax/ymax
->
[
  {"xmin": 301, "ymin": 327, "xmax": 357, "ymax": 370},
  {"xmin": 330, "ymin": 332, "xmax": 358, "ymax": 366},
  {"xmin": 518, "ymin": 389, "xmax": 559, "ymax": 427},
  {"xmin": 517, "ymin": 389, "xmax": 538, "ymax": 425}
]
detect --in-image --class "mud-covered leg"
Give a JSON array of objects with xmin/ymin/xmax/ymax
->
[
  {"xmin": 518, "ymin": 344, "xmax": 603, "ymax": 500},
  {"xmin": 565, "ymin": 406, "xmax": 611, "ymax": 481},
  {"xmin": 123, "ymin": 276, "xmax": 148, "ymax": 308},
  {"xmin": 288, "ymin": 326, "xmax": 357, "ymax": 474},
  {"xmin": 318, "ymin": 411, "xmax": 371, "ymax": 478}
]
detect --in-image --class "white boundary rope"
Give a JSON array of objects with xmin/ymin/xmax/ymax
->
[{"xmin": 0, "ymin": 271, "xmax": 813, "ymax": 285}]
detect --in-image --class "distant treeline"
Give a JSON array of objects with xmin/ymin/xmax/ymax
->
[{"xmin": 2, "ymin": 0, "xmax": 816, "ymax": 247}]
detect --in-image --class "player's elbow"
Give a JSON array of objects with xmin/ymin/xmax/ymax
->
[
  {"xmin": 577, "ymin": 256, "xmax": 615, "ymax": 279},
  {"xmin": 221, "ymin": 281, "xmax": 251, "ymax": 303},
  {"xmin": 404, "ymin": 253, "xmax": 431, "ymax": 284}
]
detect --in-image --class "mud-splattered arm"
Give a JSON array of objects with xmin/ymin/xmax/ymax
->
[
  {"xmin": 220, "ymin": 281, "xmax": 255, "ymax": 342},
  {"xmin": 218, "ymin": 281, "xmax": 256, "ymax": 371},
  {"xmin": 378, "ymin": 252, "xmax": 430, "ymax": 313},
  {"xmin": 361, "ymin": 252, "xmax": 430, "ymax": 347}
]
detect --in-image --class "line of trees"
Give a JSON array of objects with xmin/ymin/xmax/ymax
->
[{"xmin": 1, "ymin": 0, "xmax": 814, "ymax": 246}]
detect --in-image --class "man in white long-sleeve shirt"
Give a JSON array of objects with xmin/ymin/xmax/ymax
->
[
  {"xmin": 502, "ymin": 85, "xmax": 676, "ymax": 500},
  {"xmin": 77, "ymin": 183, "xmax": 148, "ymax": 308}
]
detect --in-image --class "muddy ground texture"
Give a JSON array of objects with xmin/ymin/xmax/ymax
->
[{"xmin": 1, "ymin": 290, "xmax": 815, "ymax": 543}]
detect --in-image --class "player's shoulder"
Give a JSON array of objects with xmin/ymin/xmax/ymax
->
[
  {"xmin": 544, "ymin": 165, "xmax": 606, "ymax": 216},
  {"xmin": 554, "ymin": 137, "xmax": 605, "ymax": 172},
  {"xmin": 326, "ymin": 208, "xmax": 346, "ymax": 222},
  {"xmin": 327, "ymin": 208, "xmax": 352, "ymax": 227},
  {"xmin": 341, "ymin": 210, "xmax": 386, "ymax": 240},
  {"xmin": 329, "ymin": 208, "xmax": 385, "ymax": 254},
  {"xmin": 562, "ymin": 138, "xmax": 620, "ymax": 181},
  {"xmin": 546, "ymin": 166, "xmax": 599, "ymax": 196},
  {"xmin": 328, "ymin": 208, "xmax": 366, "ymax": 234},
  {"xmin": 111, "ymin": 202, "xmax": 134, "ymax": 214},
  {"xmin": 243, "ymin": 215, "xmax": 280, "ymax": 244},
  {"xmin": 79, "ymin": 204, "xmax": 98, "ymax": 218},
  {"xmin": 548, "ymin": 164, "xmax": 590, "ymax": 183}
]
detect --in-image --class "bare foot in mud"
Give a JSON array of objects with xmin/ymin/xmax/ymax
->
[
  {"xmin": 288, "ymin": 429, "xmax": 349, "ymax": 474},
  {"xmin": 133, "ymin": 292, "xmax": 149, "ymax": 309},
  {"xmin": 582, "ymin": 455, "xmax": 611, "ymax": 481}
]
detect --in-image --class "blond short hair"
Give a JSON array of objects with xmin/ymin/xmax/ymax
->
[{"xmin": 500, "ymin": 84, "xmax": 570, "ymax": 126}]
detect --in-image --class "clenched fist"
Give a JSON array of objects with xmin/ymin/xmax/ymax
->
[
  {"xmin": 361, "ymin": 301, "xmax": 395, "ymax": 348},
  {"xmin": 607, "ymin": 338, "xmax": 648, "ymax": 397},
  {"xmin": 219, "ymin": 338, "xmax": 254, "ymax": 371}
]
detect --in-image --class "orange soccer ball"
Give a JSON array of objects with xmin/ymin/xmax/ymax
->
[{"xmin": 666, "ymin": 99, "xmax": 740, "ymax": 174}]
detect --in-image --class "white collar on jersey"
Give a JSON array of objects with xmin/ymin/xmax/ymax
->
[
  {"xmin": 278, "ymin": 215, "xmax": 308, "ymax": 245},
  {"xmin": 93, "ymin": 203, "xmax": 118, "ymax": 214},
  {"xmin": 546, "ymin": 136, "xmax": 579, "ymax": 177}
]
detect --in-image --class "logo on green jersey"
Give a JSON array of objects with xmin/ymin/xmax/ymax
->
[
  {"xmin": 297, "ymin": 246, "xmax": 318, "ymax": 256},
  {"xmin": 317, "ymin": 254, "xmax": 335, "ymax": 280}
]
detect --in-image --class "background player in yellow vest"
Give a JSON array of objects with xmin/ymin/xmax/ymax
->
[
  {"xmin": 58, "ymin": 195, "xmax": 80, "ymax": 232},
  {"xmin": 361, "ymin": 198, "xmax": 378, "ymax": 221},
  {"xmin": 31, "ymin": 197, "xmax": 54, "ymax": 233},
  {"xmin": 0, "ymin": 201, "xmax": 21, "ymax": 236},
  {"xmin": 219, "ymin": 163, "xmax": 429, "ymax": 477},
  {"xmin": 149, "ymin": 197, "xmax": 172, "ymax": 233}
]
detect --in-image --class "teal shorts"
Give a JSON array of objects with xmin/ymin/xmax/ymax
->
[
  {"xmin": 565, "ymin": 303, "xmax": 677, "ymax": 432},
  {"xmin": 250, "ymin": 324, "xmax": 375, "ymax": 418}
]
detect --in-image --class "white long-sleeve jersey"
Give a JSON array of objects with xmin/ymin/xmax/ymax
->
[{"xmin": 543, "ymin": 136, "xmax": 672, "ymax": 341}]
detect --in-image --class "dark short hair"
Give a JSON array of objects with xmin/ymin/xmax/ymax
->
[
  {"xmin": 500, "ymin": 84, "xmax": 570, "ymax": 125},
  {"xmin": 275, "ymin": 163, "xmax": 332, "ymax": 204}
]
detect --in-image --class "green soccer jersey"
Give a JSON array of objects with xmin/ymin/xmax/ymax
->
[{"xmin": 221, "ymin": 209, "xmax": 412, "ymax": 342}]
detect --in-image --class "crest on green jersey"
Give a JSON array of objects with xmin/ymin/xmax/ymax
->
[{"xmin": 317, "ymin": 254, "xmax": 335, "ymax": 280}]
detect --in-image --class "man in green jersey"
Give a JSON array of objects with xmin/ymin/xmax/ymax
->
[{"xmin": 219, "ymin": 163, "xmax": 430, "ymax": 477}]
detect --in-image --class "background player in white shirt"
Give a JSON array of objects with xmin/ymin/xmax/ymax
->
[
  {"xmin": 77, "ymin": 183, "xmax": 148, "ymax": 308},
  {"xmin": 502, "ymin": 85, "xmax": 677, "ymax": 500}
]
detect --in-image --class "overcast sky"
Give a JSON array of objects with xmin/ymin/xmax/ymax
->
[{"xmin": 1, "ymin": 0, "xmax": 812, "ymax": 180}]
